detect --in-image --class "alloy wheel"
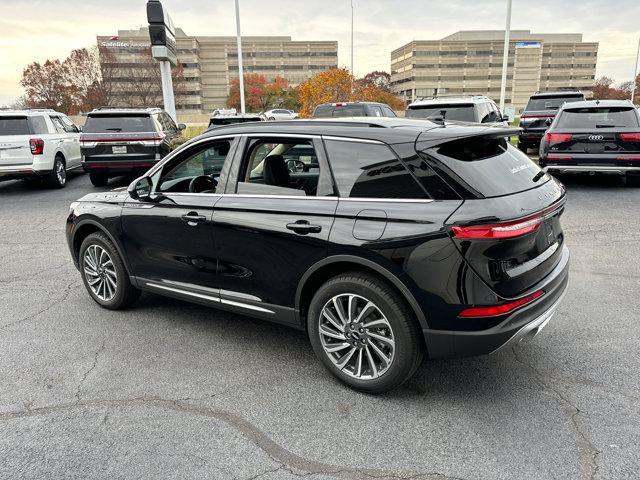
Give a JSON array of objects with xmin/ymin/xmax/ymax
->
[
  {"xmin": 56, "ymin": 160, "xmax": 66, "ymax": 186},
  {"xmin": 83, "ymin": 245, "xmax": 117, "ymax": 301},
  {"xmin": 318, "ymin": 293, "xmax": 395, "ymax": 380}
]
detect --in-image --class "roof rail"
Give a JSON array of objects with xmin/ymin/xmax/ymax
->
[
  {"xmin": 416, "ymin": 94, "xmax": 490, "ymax": 101},
  {"xmin": 92, "ymin": 106, "xmax": 162, "ymax": 112},
  {"xmin": 0, "ymin": 108, "xmax": 56, "ymax": 112}
]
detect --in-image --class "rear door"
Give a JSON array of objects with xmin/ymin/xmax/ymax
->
[
  {"xmin": 0, "ymin": 116, "xmax": 33, "ymax": 169},
  {"xmin": 211, "ymin": 134, "xmax": 338, "ymax": 323},
  {"xmin": 52, "ymin": 115, "xmax": 82, "ymax": 167}
]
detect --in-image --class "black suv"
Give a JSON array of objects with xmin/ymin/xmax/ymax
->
[
  {"xmin": 405, "ymin": 95, "xmax": 509, "ymax": 125},
  {"xmin": 539, "ymin": 99, "xmax": 640, "ymax": 186},
  {"xmin": 518, "ymin": 89, "xmax": 585, "ymax": 152},
  {"xmin": 312, "ymin": 102, "xmax": 397, "ymax": 118},
  {"xmin": 67, "ymin": 118, "xmax": 569, "ymax": 393},
  {"xmin": 81, "ymin": 107, "xmax": 185, "ymax": 187}
]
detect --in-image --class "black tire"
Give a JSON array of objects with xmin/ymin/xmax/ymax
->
[
  {"xmin": 79, "ymin": 232, "xmax": 140, "ymax": 310},
  {"xmin": 46, "ymin": 156, "xmax": 66, "ymax": 188},
  {"xmin": 307, "ymin": 272, "xmax": 424, "ymax": 393},
  {"xmin": 627, "ymin": 174, "xmax": 640, "ymax": 187},
  {"xmin": 89, "ymin": 173, "xmax": 108, "ymax": 187},
  {"xmin": 518, "ymin": 142, "xmax": 528, "ymax": 153}
]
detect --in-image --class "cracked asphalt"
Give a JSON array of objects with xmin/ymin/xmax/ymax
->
[{"xmin": 1, "ymin": 172, "xmax": 639, "ymax": 480}]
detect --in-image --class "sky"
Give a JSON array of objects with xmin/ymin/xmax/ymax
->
[{"xmin": 1, "ymin": 0, "xmax": 639, "ymax": 105}]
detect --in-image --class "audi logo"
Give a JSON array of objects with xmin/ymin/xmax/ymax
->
[{"xmin": 588, "ymin": 135, "xmax": 604, "ymax": 141}]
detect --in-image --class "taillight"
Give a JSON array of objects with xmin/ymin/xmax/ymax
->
[
  {"xmin": 459, "ymin": 290, "xmax": 545, "ymax": 318},
  {"xmin": 544, "ymin": 133, "xmax": 573, "ymax": 144},
  {"xmin": 620, "ymin": 133, "xmax": 640, "ymax": 142},
  {"xmin": 29, "ymin": 139, "xmax": 44, "ymax": 155},
  {"xmin": 452, "ymin": 215, "xmax": 544, "ymax": 239}
]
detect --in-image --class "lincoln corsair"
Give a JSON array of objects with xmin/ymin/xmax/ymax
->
[{"xmin": 67, "ymin": 118, "xmax": 569, "ymax": 393}]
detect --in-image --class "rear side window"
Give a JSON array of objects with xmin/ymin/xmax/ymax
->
[
  {"xmin": 83, "ymin": 114, "xmax": 154, "ymax": 133},
  {"xmin": 0, "ymin": 117, "xmax": 30, "ymax": 135},
  {"xmin": 556, "ymin": 107, "xmax": 639, "ymax": 129},
  {"xmin": 525, "ymin": 95, "xmax": 583, "ymax": 111},
  {"xmin": 325, "ymin": 140, "xmax": 428, "ymax": 199},
  {"xmin": 28, "ymin": 116, "xmax": 49, "ymax": 134},
  {"xmin": 406, "ymin": 105, "xmax": 476, "ymax": 122},
  {"xmin": 422, "ymin": 137, "xmax": 544, "ymax": 198}
]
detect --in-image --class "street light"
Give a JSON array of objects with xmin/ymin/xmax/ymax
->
[
  {"xmin": 350, "ymin": 0, "xmax": 354, "ymax": 75},
  {"xmin": 499, "ymin": 0, "xmax": 512, "ymax": 114},
  {"xmin": 235, "ymin": 0, "xmax": 246, "ymax": 113},
  {"xmin": 631, "ymin": 36, "xmax": 640, "ymax": 105}
]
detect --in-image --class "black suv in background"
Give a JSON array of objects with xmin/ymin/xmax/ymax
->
[
  {"xmin": 518, "ymin": 88, "xmax": 585, "ymax": 152},
  {"xmin": 81, "ymin": 107, "xmax": 185, "ymax": 187},
  {"xmin": 67, "ymin": 118, "xmax": 569, "ymax": 393},
  {"xmin": 405, "ymin": 95, "xmax": 508, "ymax": 125},
  {"xmin": 539, "ymin": 99, "xmax": 640, "ymax": 186},
  {"xmin": 312, "ymin": 102, "xmax": 397, "ymax": 118}
]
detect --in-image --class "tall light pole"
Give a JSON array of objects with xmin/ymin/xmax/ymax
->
[
  {"xmin": 350, "ymin": 0, "xmax": 354, "ymax": 75},
  {"xmin": 631, "ymin": 36, "xmax": 640, "ymax": 105},
  {"xmin": 234, "ymin": 0, "xmax": 246, "ymax": 113},
  {"xmin": 499, "ymin": 0, "xmax": 512, "ymax": 114}
]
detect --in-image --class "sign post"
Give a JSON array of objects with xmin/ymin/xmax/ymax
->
[{"xmin": 147, "ymin": 0, "xmax": 178, "ymax": 121}]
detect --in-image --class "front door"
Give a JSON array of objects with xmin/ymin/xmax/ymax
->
[
  {"xmin": 121, "ymin": 137, "xmax": 238, "ymax": 298},
  {"xmin": 211, "ymin": 135, "xmax": 337, "ymax": 324}
]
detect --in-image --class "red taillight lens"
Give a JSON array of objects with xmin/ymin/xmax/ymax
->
[
  {"xmin": 544, "ymin": 133, "xmax": 573, "ymax": 144},
  {"xmin": 620, "ymin": 133, "xmax": 640, "ymax": 142},
  {"xmin": 29, "ymin": 139, "xmax": 44, "ymax": 155},
  {"xmin": 459, "ymin": 290, "xmax": 545, "ymax": 318},
  {"xmin": 452, "ymin": 215, "xmax": 544, "ymax": 239}
]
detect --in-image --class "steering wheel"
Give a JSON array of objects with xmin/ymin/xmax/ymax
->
[
  {"xmin": 286, "ymin": 159, "xmax": 306, "ymax": 173},
  {"xmin": 188, "ymin": 175, "xmax": 217, "ymax": 193}
]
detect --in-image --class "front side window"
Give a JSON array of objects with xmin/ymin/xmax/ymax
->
[
  {"xmin": 324, "ymin": 140, "xmax": 428, "ymax": 199},
  {"xmin": 237, "ymin": 138, "xmax": 323, "ymax": 196},
  {"xmin": 60, "ymin": 116, "xmax": 79, "ymax": 133},
  {"xmin": 157, "ymin": 140, "xmax": 233, "ymax": 193}
]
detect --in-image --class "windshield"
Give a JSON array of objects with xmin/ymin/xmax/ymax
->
[
  {"xmin": 406, "ymin": 105, "xmax": 476, "ymax": 122},
  {"xmin": 422, "ymin": 137, "xmax": 546, "ymax": 198},
  {"xmin": 556, "ymin": 107, "xmax": 639, "ymax": 129},
  {"xmin": 0, "ymin": 117, "xmax": 30, "ymax": 135},
  {"xmin": 314, "ymin": 105, "xmax": 366, "ymax": 118},
  {"xmin": 525, "ymin": 95, "xmax": 583, "ymax": 111},
  {"xmin": 83, "ymin": 114, "xmax": 154, "ymax": 133}
]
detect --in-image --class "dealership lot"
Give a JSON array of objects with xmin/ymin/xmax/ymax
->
[{"xmin": 0, "ymin": 173, "xmax": 639, "ymax": 479}]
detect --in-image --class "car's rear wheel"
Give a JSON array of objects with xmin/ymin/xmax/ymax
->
[
  {"xmin": 626, "ymin": 174, "xmax": 640, "ymax": 187},
  {"xmin": 46, "ymin": 156, "xmax": 66, "ymax": 188},
  {"xmin": 89, "ymin": 173, "xmax": 108, "ymax": 187},
  {"xmin": 79, "ymin": 232, "xmax": 140, "ymax": 309},
  {"xmin": 307, "ymin": 272, "xmax": 423, "ymax": 393}
]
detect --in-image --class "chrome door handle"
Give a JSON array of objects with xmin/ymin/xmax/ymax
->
[{"xmin": 181, "ymin": 212, "xmax": 207, "ymax": 226}]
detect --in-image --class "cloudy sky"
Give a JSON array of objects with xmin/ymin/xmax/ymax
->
[{"xmin": 1, "ymin": 0, "xmax": 638, "ymax": 104}]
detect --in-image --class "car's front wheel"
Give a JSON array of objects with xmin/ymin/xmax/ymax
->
[
  {"xmin": 79, "ymin": 232, "xmax": 140, "ymax": 309},
  {"xmin": 307, "ymin": 272, "xmax": 423, "ymax": 393}
]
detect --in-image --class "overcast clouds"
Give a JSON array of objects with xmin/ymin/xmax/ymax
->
[{"xmin": 1, "ymin": 0, "xmax": 638, "ymax": 104}]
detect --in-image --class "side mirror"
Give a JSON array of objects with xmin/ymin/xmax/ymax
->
[
  {"xmin": 77, "ymin": 126, "xmax": 83, "ymax": 132},
  {"xmin": 545, "ymin": 118, "xmax": 552, "ymax": 126},
  {"xmin": 177, "ymin": 123, "xmax": 186, "ymax": 131},
  {"xmin": 128, "ymin": 176, "xmax": 152, "ymax": 201}
]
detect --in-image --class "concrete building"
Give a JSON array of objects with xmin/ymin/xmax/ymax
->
[
  {"xmin": 97, "ymin": 28, "xmax": 338, "ymax": 114},
  {"xmin": 391, "ymin": 30, "xmax": 598, "ymax": 112}
]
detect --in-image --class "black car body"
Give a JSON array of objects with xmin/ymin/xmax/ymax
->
[
  {"xmin": 67, "ymin": 118, "xmax": 569, "ymax": 392},
  {"xmin": 405, "ymin": 95, "xmax": 508, "ymax": 125},
  {"xmin": 81, "ymin": 107, "xmax": 184, "ymax": 186},
  {"xmin": 312, "ymin": 102, "xmax": 397, "ymax": 118},
  {"xmin": 539, "ymin": 99, "xmax": 640, "ymax": 185},
  {"xmin": 519, "ymin": 89, "xmax": 585, "ymax": 151}
]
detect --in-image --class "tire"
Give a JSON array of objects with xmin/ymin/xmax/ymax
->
[
  {"xmin": 268, "ymin": 116, "xmax": 276, "ymax": 121},
  {"xmin": 518, "ymin": 142, "xmax": 528, "ymax": 153},
  {"xmin": 46, "ymin": 156, "xmax": 66, "ymax": 188},
  {"xmin": 307, "ymin": 272, "xmax": 424, "ymax": 393},
  {"xmin": 79, "ymin": 232, "xmax": 140, "ymax": 310},
  {"xmin": 627, "ymin": 174, "xmax": 640, "ymax": 187},
  {"xmin": 89, "ymin": 173, "xmax": 108, "ymax": 187}
]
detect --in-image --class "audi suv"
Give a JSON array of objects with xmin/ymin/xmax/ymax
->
[{"xmin": 67, "ymin": 118, "xmax": 569, "ymax": 393}]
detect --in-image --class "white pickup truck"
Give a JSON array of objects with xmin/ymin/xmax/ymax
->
[{"xmin": 0, "ymin": 109, "xmax": 82, "ymax": 188}]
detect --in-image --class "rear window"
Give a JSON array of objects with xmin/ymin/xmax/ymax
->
[
  {"xmin": 406, "ymin": 105, "xmax": 476, "ymax": 122},
  {"xmin": 83, "ymin": 114, "xmax": 154, "ymax": 133},
  {"xmin": 525, "ymin": 95, "xmax": 583, "ymax": 111},
  {"xmin": 422, "ymin": 137, "xmax": 545, "ymax": 198},
  {"xmin": 313, "ymin": 105, "xmax": 366, "ymax": 118},
  {"xmin": 556, "ymin": 107, "xmax": 639, "ymax": 129},
  {"xmin": 0, "ymin": 117, "xmax": 30, "ymax": 135}
]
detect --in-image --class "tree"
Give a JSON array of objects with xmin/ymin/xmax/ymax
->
[
  {"xmin": 64, "ymin": 47, "xmax": 104, "ymax": 111},
  {"xmin": 226, "ymin": 74, "xmax": 298, "ymax": 111},
  {"xmin": 592, "ymin": 76, "xmax": 632, "ymax": 100},
  {"xmin": 359, "ymin": 71, "xmax": 391, "ymax": 92}
]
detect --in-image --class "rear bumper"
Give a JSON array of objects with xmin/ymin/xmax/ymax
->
[
  {"xmin": 0, "ymin": 167, "xmax": 52, "ymax": 180},
  {"xmin": 544, "ymin": 164, "xmax": 640, "ymax": 175},
  {"xmin": 423, "ymin": 244, "xmax": 570, "ymax": 359},
  {"xmin": 82, "ymin": 159, "xmax": 159, "ymax": 175}
]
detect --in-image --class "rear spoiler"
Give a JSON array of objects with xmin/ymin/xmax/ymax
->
[{"xmin": 415, "ymin": 126, "xmax": 522, "ymax": 151}]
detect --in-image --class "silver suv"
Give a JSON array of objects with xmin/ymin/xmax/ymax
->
[{"xmin": 0, "ymin": 109, "xmax": 82, "ymax": 188}]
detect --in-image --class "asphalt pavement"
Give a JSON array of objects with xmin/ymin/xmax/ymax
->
[{"xmin": 0, "ymin": 171, "xmax": 638, "ymax": 480}]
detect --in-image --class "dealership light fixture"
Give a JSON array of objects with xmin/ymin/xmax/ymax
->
[
  {"xmin": 235, "ymin": 0, "xmax": 246, "ymax": 114},
  {"xmin": 632, "ymin": 36, "xmax": 639, "ymax": 104},
  {"xmin": 499, "ymin": 0, "xmax": 512, "ymax": 114}
]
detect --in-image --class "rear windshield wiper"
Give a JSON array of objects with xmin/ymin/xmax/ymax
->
[
  {"xmin": 105, "ymin": 128, "xmax": 123, "ymax": 131},
  {"xmin": 532, "ymin": 167, "xmax": 548, "ymax": 183},
  {"xmin": 595, "ymin": 124, "xmax": 621, "ymax": 128}
]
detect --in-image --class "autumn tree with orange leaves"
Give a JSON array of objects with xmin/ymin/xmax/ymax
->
[
  {"xmin": 227, "ymin": 74, "xmax": 299, "ymax": 111},
  {"xmin": 298, "ymin": 68, "xmax": 403, "ymax": 117}
]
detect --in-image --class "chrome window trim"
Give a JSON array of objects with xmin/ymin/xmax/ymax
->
[
  {"xmin": 151, "ymin": 192, "xmax": 433, "ymax": 203},
  {"xmin": 322, "ymin": 136, "xmax": 384, "ymax": 144}
]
